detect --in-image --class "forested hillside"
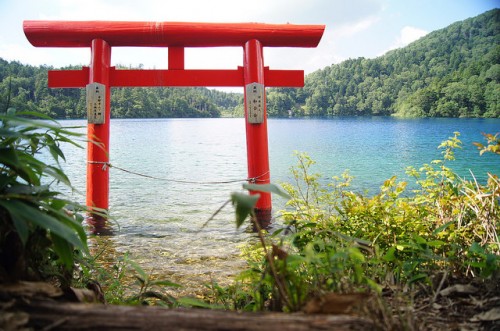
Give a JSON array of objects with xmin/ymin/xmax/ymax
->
[
  {"xmin": 0, "ymin": 61, "xmax": 243, "ymax": 118},
  {"xmin": 267, "ymin": 9, "xmax": 499, "ymax": 118}
]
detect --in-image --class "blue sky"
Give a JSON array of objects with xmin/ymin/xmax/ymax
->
[{"xmin": 0, "ymin": 0, "xmax": 498, "ymax": 78}]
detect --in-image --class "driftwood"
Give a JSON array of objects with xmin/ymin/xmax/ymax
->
[{"xmin": 5, "ymin": 299, "xmax": 374, "ymax": 331}]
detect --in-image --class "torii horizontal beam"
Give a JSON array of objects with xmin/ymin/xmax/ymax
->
[
  {"xmin": 48, "ymin": 67, "xmax": 304, "ymax": 88},
  {"xmin": 23, "ymin": 21, "xmax": 325, "ymax": 48}
]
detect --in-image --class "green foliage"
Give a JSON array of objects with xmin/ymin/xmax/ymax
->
[
  {"xmin": 74, "ymin": 250, "xmax": 183, "ymax": 306},
  {"xmin": 122, "ymin": 258, "xmax": 181, "ymax": 306},
  {"xmin": 214, "ymin": 133, "xmax": 499, "ymax": 312},
  {"xmin": 231, "ymin": 192, "xmax": 260, "ymax": 228},
  {"xmin": 230, "ymin": 184, "xmax": 291, "ymax": 228},
  {"xmin": 76, "ymin": 249, "xmax": 228, "ymax": 309},
  {"xmin": 267, "ymin": 9, "xmax": 499, "ymax": 118},
  {"xmin": 474, "ymin": 132, "xmax": 500, "ymax": 155},
  {"xmin": 0, "ymin": 109, "xmax": 88, "ymax": 285}
]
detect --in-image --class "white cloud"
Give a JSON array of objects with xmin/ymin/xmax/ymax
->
[
  {"xmin": 0, "ymin": 42, "xmax": 51, "ymax": 66},
  {"xmin": 388, "ymin": 26, "xmax": 428, "ymax": 51},
  {"xmin": 333, "ymin": 15, "xmax": 380, "ymax": 38}
]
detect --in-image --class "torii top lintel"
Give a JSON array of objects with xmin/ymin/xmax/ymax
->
[
  {"xmin": 23, "ymin": 21, "xmax": 325, "ymax": 48},
  {"xmin": 23, "ymin": 21, "xmax": 325, "ymax": 88}
]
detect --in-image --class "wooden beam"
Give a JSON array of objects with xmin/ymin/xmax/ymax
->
[
  {"xmin": 23, "ymin": 21, "xmax": 325, "ymax": 48},
  {"xmin": 48, "ymin": 67, "xmax": 304, "ymax": 88},
  {"xmin": 111, "ymin": 69, "xmax": 244, "ymax": 87},
  {"xmin": 48, "ymin": 67, "xmax": 89, "ymax": 88}
]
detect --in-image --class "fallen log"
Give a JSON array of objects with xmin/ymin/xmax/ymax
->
[
  {"xmin": 0, "ymin": 282, "xmax": 374, "ymax": 330},
  {"xmin": 12, "ymin": 299, "xmax": 374, "ymax": 331}
]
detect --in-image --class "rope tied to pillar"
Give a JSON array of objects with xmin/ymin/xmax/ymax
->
[
  {"xmin": 88, "ymin": 161, "xmax": 109, "ymax": 171},
  {"xmin": 87, "ymin": 161, "xmax": 269, "ymax": 185}
]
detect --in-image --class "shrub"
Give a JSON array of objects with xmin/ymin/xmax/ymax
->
[
  {"xmin": 0, "ymin": 109, "xmax": 88, "ymax": 286},
  {"xmin": 215, "ymin": 132, "xmax": 499, "ymax": 312}
]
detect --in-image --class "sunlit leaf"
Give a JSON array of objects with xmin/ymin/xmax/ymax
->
[
  {"xmin": 0, "ymin": 147, "xmax": 20, "ymax": 168},
  {"xmin": 366, "ymin": 279, "xmax": 383, "ymax": 294},
  {"xmin": 432, "ymin": 221, "xmax": 453, "ymax": 235},
  {"xmin": 270, "ymin": 228, "xmax": 285, "ymax": 237},
  {"xmin": 242, "ymin": 183, "xmax": 291, "ymax": 199},
  {"xmin": 44, "ymin": 205, "xmax": 88, "ymax": 251},
  {"xmin": 0, "ymin": 200, "xmax": 85, "ymax": 252},
  {"xmin": 52, "ymin": 234, "xmax": 74, "ymax": 268},
  {"xmin": 43, "ymin": 166, "xmax": 71, "ymax": 186},
  {"xmin": 285, "ymin": 254, "xmax": 306, "ymax": 266},
  {"xmin": 426, "ymin": 240, "xmax": 446, "ymax": 248},
  {"xmin": 383, "ymin": 247, "xmax": 396, "ymax": 262},
  {"xmin": 134, "ymin": 275, "xmax": 145, "ymax": 285},
  {"xmin": 0, "ymin": 200, "xmax": 30, "ymax": 244},
  {"xmin": 48, "ymin": 141, "xmax": 66, "ymax": 162},
  {"xmin": 469, "ymin": 242, "xmax": 483, "ymax": 254},
  {"xmin": 408, "ymin": 273, "xmax": 428, "ymax": 284},
  {"xmin": 230, "ymin": 192, "xmax": 259, "ymax": 228},
  {"xmin": 149, "ymin": 280, "xmax": 182, "ymax": 288},
  {"xmin": 127, "ymin": 259, "xmax": 148, "ymax": 283},
  {"xmin": 177, "ymin": 297, "xmax": 216, "ymax": 309},
  {"xmin": 0, "ymin": 148, "xmax": 39, "ymax": 184},
  {"xmin": 413, "ymin": 235, "xmax": 427, "ymax": 245},
  {"xmin": 348, "ymin": 247, "xmax": 365, "ymax": 262},
  {"xmin": 49, "ymin": 199, "xmax": 68, "ymax": 211}
]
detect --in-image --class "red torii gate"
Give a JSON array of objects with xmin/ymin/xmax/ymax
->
[{"xmin": 23, "ymin": 21, "xmax": 325, "ymax": 233}]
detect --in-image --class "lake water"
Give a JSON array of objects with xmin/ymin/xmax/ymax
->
[{"xmin": 57, "ymin": 117, "xmax": 500, "ymax": 292}]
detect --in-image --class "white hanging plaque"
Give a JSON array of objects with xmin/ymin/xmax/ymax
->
[
  {"xmin": 86, "ymin": 83, "xmax": 106, "ymax": 124},
  {"xmin": 245, "ymin": 82, "xmax": 264, "ymax": 124}
]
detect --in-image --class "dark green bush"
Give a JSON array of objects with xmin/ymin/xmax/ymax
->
[{"xmin": 0, "ymin": 109, "xmax": 88, "ymax": 286}]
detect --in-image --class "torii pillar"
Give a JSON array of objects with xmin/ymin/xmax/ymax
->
[
  {"xmin": 243, "ymin": 39, "xmax": 271, "ymax": 224},
  {"xmin": 23, "ymin": 21, "xmax": 325, "ymax": 233},
  {"xmin": 86, "ymin": 39, "xmax": 111, "ymax": 232}
]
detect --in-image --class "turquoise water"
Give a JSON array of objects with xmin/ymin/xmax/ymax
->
[
  {"xmin": 57, "ymin": 117, "xmax": 500, "ymax": 289},
  {"xmin": 269, "ymin": 117, "xmax": 499, "ymax": 190}
]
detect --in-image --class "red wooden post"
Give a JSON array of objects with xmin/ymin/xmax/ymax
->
[
  {"xmin": 86, "ymin": 39, "xmax": 111, "ymax": 234},
  {"xmin": 168, "ymin": 47, "xmax": 184, "ymax": 70},
  {"xmin": 243, "ymin": 39, "xmax": 272, "ymax": 226}
]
